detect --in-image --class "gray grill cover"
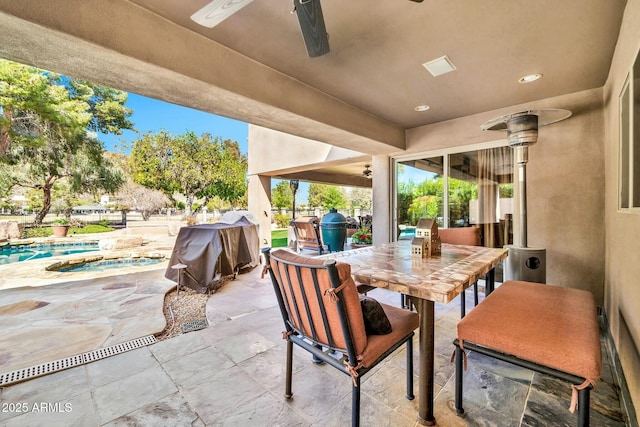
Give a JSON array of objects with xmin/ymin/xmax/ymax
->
[{"xmin": 164, "ymin": 218, "xmax": 259, "ymax": 292}]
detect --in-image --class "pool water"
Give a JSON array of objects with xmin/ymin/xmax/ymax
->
[
  {"xmin": 59, "ymin": 257, "xmax": 165, "ymax": 272},
  {"xmin": 398, "ymin": 228, "xmax": 416, "ymax": 240},
  {"xmin": 0, "ymin": 243, "xmax": 100, "ymax": 265}
]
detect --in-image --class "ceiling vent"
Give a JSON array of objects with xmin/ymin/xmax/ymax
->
[{"xmin": 422, "ymin": 55, "xmax": 457, "ymax": 77}]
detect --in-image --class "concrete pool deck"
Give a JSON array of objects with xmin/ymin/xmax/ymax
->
[
  {"xmin": 0, "ymin": 268, "xmax": 175, "ymax": 374},
  {"xmin": 0, "ymin": 224, "xmax": 180, "ymax": 374}
]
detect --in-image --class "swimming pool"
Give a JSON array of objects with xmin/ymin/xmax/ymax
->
[
  {"xmin": 0, "ymin": 242, "xmax": 100, "ymax": 265},
  {"xmin": 58, "ymin": 257, "xmax": 165, "ymax": 272},
  {"xmin": 398, "ymin": 227, "xmax": 416, "ymax": 240}
]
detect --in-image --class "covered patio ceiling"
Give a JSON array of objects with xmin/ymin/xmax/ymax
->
[
  {"xmin": 267, "ymin": 161, "xmax": 374, "ymax": 189},
  {"xmin": 0, "ymin": 0, "xmax": 626, "ymax": 185}
]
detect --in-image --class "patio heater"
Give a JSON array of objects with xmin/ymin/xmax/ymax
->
[
  {"xmin": 290, "ymin": 180, "xmax": 299, "ymax": 220},
  {"xmin": 481, "ymin": 109, "xmax": 571, "ymax": 283}
]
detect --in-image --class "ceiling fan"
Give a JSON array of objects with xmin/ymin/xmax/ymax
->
[
  {"xmin": 362, "ymin": 164, "xmax": 372, "ymax": 179},
  {"xmin": 191, "ymin": 0, "xmax": 423, "ymax": 58}
]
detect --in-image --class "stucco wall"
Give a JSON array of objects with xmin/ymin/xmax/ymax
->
[
  {"xmin": 248, "ymin": 126, "xmax": 367, "ymax": 176},
  {"xmin": 405, "ymin": 89, "xmax": 606, "ymax": 304},
  {"xmin": 603, "ymin": 0, "xmax": 640, "ymax": 414}
]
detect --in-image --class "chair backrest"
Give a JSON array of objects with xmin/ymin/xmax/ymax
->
[
  {"xmin": 439, "ymin": 227, "xmax": 481, "ymax": 246},
  {"xmin": 359, "ymin": 215, "xmax": 372, "ymax": 232},
  {"xmin": 265, "ymin": 249, "xmax": 367, "ymax": 360},
  {"xmin": 291, "ymin": 216, "xmax": 322, "ymax": 247}
]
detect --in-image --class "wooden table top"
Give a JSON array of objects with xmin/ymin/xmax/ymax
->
[{"xmin": 320, "ymin": 240, "xmax": 508, "ymax": 304}]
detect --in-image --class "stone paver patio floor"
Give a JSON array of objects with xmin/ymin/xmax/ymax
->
[{"xmin": 0, "ymin": 229, "xmax": 631, "ymax": 426}]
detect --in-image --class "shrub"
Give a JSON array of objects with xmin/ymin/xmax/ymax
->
[
  {"xmin": 24, "ymin": 227, "xmax": 53, "ymax": 238},
  {"xmin": 273, "ymin": 213, "xmax": 291, "ymax": 228},
  {"xmin": 183, "ymin": 215, "xmax": 197, "ymax": 226},
  {"xmin": 351, "ymin": 228, "xmax": 372, "ymax": 245}
]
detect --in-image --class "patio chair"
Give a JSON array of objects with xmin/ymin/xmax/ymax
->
[
  {"xmin": 263, "ymin": 248, "xmax": 419, "ymax": 427},
  {"xmin": 291, "ymin": 216, "xmax": 324, "ymax": 255},
  {"xmin": 358, "ymin": 215, "xmax": 372, "ymax": 232},
  {"xmin": 438, "ymin": 226, "xmax": 482, "ymax": 317}
]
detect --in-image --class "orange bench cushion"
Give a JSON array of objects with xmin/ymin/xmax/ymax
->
[{"xmin": 457, "ymin": 280, "xmax": 601, "ymax": 384}]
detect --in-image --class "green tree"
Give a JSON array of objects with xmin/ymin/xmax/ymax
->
[
  {"xmin": 323, "ymin": 186, "xmax": 347, "ymax": 209},
  {"xmin": 348, "ymin": 187, "xmax": 372, "ymax": 211},
  {"xmin": 201, "ymin": 139, "xmax": 247, "ymax": 208},
  {"xmin": 51, "ymin": 182, "xmax": 81, "ymax": 218},
  {"xmin": 408, "ymin": 195, "xmax": 439, "ymax": 224},
  {"xmin": 499, "ymin": 184, "xmax": 513, "ymax": 198},
  {"xmin": 129, "ymin": 131, "xmax": 247, "ymax": 213},
  {"xmin": 25, "ymin": 188, "xmax": 43, "ymax": 213},
  {"xmin": 271, "ymin": 180, "xmax": 293, "ymax": 209},
  {"xmin": 397, "ymin": 183, "xmax": 415, "ymax": 225},
  {"xmin": 0, "ymin": 59, "xmax": 132, "ymax": 154},
  {"xmin": 308, "ymin": 183, "xmax": 347, "ymax": 209},
  {"xmin": 448, "ymin": 178, "xmax": 477, "ymax": 226},
  {"xmin": 308, "ymin": 183, "xmax": 329, "ymax": 208},
  {"xmin": 0, "ymin": 60, "xmax": 132, "ymax": 224}
]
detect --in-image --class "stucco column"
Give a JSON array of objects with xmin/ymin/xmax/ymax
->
[
  {"xmin": 248, "ymin": 174, "xmax": 272, "ymax": 248},
  {"xmin": 372, "ymin": 154, "xmax": 391, "ymax": 244}
]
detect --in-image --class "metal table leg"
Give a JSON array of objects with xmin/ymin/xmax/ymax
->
[
  {"xmin": 486, "ymin": 268, "xmax": 496, "ymax": 295},
  {"xmin": 414, "ymin": 298, "xmax": 436, "ymax": 426}
]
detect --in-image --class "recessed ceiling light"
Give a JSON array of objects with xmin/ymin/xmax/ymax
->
[
  {"xmin": 415, "ymin": 105, "xmax": 430, "ymax": 112},
  {"xmin": 519, "ymin": 73, "xmax": 543, "ymax": 83},
  {"xmin": 422, "ymin": 56, "xmax": 457, "ymax": 77}
]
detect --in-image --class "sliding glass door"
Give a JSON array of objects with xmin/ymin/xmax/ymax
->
[{"xmin": 394, "ymin": 145, "xmax": 514, "ymax": 248}]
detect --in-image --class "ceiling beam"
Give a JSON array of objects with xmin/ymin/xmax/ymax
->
[
  {"xmin": 276, "ymin": 171, "xmax": 372, "ymax": 188},
  {"xmin": 0, "ymin": 1, "xmax": 405, "ymax": 154}
]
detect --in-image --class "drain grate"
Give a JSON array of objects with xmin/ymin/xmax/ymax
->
[
  {"xmin": 0, "ymin": 354, "xmax": 84, "ymax": 387},
  {"xmin": 0, "ymin": 335, "xmax": 157, "ymax": 387},
  {"xmin": 182, "ymin": 318, "xmax": 208, "ymax": 333},
  {"xmin": 83, "ymin": 335, "xmax": 157, "ymax": 363}
]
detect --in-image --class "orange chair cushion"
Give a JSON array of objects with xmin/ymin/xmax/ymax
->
[
  {"xmin": 457, "ymin": 280, "xmax": 601, "ymax": 383},
  {"xmin": 359, "ymin": 302, "xmax": 419, "ymax": 368},
  {"xmin": 270, "ymin": 249, "xmax": 368, "ymax": 355},
  {"xmin": 438, "ymin": 227, "xmax": 481, "ymax": 246}
]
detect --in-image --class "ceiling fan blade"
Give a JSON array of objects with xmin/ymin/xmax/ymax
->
[
  {"xmin": 191, "ymin": 0, "xmax": 254, "ymax": 28},
  {"xmin": 294, "ymin": 0, "xmax": 330, "ymax": 58}
]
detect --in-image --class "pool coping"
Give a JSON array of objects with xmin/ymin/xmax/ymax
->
[{"xmin": 0, "ymin": 234, "xmax": 175, "ymax": 291}]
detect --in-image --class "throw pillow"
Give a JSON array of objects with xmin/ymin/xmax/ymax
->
[{"xmin": 360, "ymin": 296, "xmax": 392, "ymax": 335}]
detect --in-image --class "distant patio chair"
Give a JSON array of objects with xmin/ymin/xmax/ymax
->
[
  {"xmin": 291, "ymin": 216, "xmax": 324, "ymax": 255},
  {"xmin": 263, "ymin": 248, "xmax": 419, "ymax": 427},
  {"xmin": 358, "ymin": 215, "xmax": 372, "ymax": 232}
]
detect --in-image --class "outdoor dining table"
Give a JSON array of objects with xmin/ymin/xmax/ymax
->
[{"xmin": 320, "ymin": 240, "xmax": 508, "ymax": 425}]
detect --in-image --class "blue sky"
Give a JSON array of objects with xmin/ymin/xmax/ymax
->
[{"xmin": 99, "ymin": 92, "xmax": 249, "ymax": 154}]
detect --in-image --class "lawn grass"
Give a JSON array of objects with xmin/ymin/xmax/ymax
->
[
  {"xmin": 70, "ymin": 224, "xmax": 115, "ymax": 234},
  {"xmin": 271, "ymin": 228, "xmax": 289, "ymax": 248},
  {"xmin": 271, "ymin": 229, "xmax": 288, "ymax": 239}
]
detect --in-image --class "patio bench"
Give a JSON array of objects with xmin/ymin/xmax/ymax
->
[{"xmin": 453, "ymin": 280, "xmax": 601, "ymax": 427}]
